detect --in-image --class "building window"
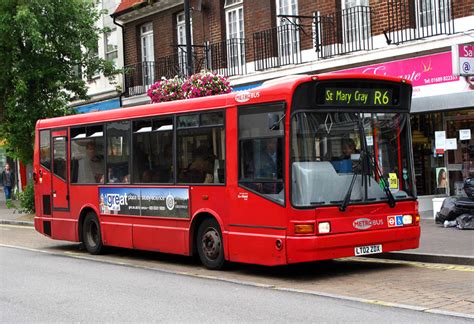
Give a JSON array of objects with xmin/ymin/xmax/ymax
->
[
  {"xmin": 89, "ymin": 44, "xmax": 100, "ymax": 79},
  {"xmin": 140, "ymin": 23, "xmax": 154, "ymax": 85},
  {"xmin": 276, "ymin": 0, "xmax": 299, "ymax": 62},
  {"xmin": 224, "ymin": 0, "xmax": 242, "ymax": 6},
  {"xmin": 105, "ymin": 29, "xmax": 118, "ymax": 63},
  {"xmin": 418, "ymin": 0, "xmax": 451, "ymax": 27},
  {"xmin": 342, "ymin": 0, "xmax": 370, "ymax": 43},
  {"xmin": 225, "ymin": 0, "xmax": 245, "ymax": 73},
  {"xmin": 239, "ymin": 104, "xmax": 285, "ymax": 204},
  {"xmin": 176, "ymin": 12, "xmax": 193, "ymax": 76}
]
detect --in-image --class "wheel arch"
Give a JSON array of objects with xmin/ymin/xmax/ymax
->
[
  {"xmin": 189, "ymin": 208, "xmax": 227, "ymax": 259},
  {"xmin": 77, "ymin": 204, "xmax": 101, "ymax": 243}
]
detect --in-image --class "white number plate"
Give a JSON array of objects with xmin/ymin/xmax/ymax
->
[{"xmin": 354, "ymin": 244, "xmax": 382, "ymax": 256}]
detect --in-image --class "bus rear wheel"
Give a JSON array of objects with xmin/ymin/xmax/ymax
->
[
  {"xmin": 197, "ymin": 218, "xmax": 225, "ymax": 270},
  {"xmin": 82, "ymin": 212, "xmax": 103, "ymax": 255}
]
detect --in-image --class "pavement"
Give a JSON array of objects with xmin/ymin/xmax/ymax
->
[{"xmin": 0, "ymin": 192, "xmax": 472, "ymax": 266}]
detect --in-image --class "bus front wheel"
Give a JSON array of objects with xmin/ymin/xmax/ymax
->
[
  {"xmin": 82, "ymin": 212, "xmax": 103, "ymax": 255},
  {"xmin": 197, "ymin": 218, "xmax": 225, "ymax": 270}
]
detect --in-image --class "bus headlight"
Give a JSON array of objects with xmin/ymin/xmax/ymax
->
[
  {"xmin": 318, "ymin": 222, "xmax": 331, "ymax": 234},
  {"xmin": 402, "ymin": 215, "xmax": 413, "ymax": 225}
]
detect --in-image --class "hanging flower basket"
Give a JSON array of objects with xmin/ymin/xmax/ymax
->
[
  {"xmin": 147, "ymin": 76, "xmax": 185, "ymax": 103},
  {"xmin": 147, "ymin": 72, "xmax": 232, "ymax": 103}
]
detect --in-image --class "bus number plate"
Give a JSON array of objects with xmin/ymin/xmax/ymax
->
[{"xmin": 354, "ymin": 244, "xmax": 382, "ymax": 256}]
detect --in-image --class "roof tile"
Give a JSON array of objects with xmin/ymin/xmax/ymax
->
[{"xmin": 113, "ymin": 0, "xmax": 147, "ymax": 15}]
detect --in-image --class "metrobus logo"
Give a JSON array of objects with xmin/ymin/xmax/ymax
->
[
  {"xmin": 352, "ymin": 218, "xmax": 383, "ymax": 230},
  {"xmin": 234, "ymin": 91, "xmax": 260, "ymax": 103}
]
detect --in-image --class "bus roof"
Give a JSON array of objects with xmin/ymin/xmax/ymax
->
[{"xmin": 36, "ymin": 73, "xmax": 409, "ymax": 130}]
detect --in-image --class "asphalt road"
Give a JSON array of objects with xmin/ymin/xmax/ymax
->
[
  {"xmin": 1, "ymin": 224, "xmax": 473, "ymax": 321},
  {"xmin": 0, "ymin": 246, "xmax": 471, "ymax": 323}
]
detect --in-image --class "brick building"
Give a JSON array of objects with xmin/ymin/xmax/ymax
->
[{"xmin": 112, "ymin": 0, "xmax": 474, "ymax": 212}]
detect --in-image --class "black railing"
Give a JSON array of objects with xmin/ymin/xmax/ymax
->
[
  {"xmin": 207, "ymin": 38, "xmax": 246, "ymax": 77},
  {"xmin": 315, "ymin": 6, "xmax": 372, "ymax": 59},
  {"xmin": 124, "ymin": 49, "xmax": 208, "ymax": 97},
  {"xmin": 124, "ymin": 61, "xmax": 155, "ymax": 97},
  {"xmin": 386, "ymin": 0, "xmax": 454, "ymax": 45},
  {"xmin": 253, "ymin": 24, "xmax": 301, "ymax": 71}
]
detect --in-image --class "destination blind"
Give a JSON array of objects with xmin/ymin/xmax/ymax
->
[{"xmin": 324, "ymin": 88, "xmax": 395, "ymax": 107}]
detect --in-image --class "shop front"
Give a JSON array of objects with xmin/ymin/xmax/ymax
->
[
  {"xmin": 338, "ymin": 51, "xmax": 474, "ymax": 212},
  {"xmin": 411, "ymin": 110, "xmax": 473, "ymax": 210}
]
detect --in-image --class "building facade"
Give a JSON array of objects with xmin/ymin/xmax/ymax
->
[
  {"xmin": 112, "ymin": 0, "xmax": 474, "ymax": 211},
  {"xmin": 70, "ymin": 0, "xmax": 124, "ymax": 113}
]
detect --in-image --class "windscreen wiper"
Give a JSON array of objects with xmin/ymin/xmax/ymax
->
[
  {"xmin": 368, "ymin": 151, "xmax": 396, "ymax": 208},
  {"xmin": 339, "ymin": 151, "xmax": 364, "ymax": 212}
]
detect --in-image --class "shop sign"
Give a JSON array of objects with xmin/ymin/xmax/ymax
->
[
  {"xmin": 336, "ymin": 52, "xmax": 464, "ymax": 97},
  {"xmin": 452, "ymin": 44, "xmax": 474, "ymax": 76}
]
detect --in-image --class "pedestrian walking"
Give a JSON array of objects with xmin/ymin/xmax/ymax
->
[{"xmin": 2, "ymin": 163, "xmax": 15, "ymax": 201}]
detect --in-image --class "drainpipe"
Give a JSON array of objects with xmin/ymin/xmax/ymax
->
[
  {"xmin": 184, "ymin": 0, "xmax": 194, "ymax": 76},
  {"xmin": 113, "ymin": 16, "xmax": 125, "ymax": 107}
]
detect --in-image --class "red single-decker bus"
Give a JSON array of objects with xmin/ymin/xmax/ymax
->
[{"xmin": 33, "ymin": 74, "xmax": 420, "ymax": 269}]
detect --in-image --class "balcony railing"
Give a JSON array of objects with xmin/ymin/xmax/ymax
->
[
  {"xmin": 124, "ymin": 49, "xmax": 208, "ymax": 97},
  {"xmin": 315, "ymin": 6, "xmax": 373, "ymax": 59},
  {"xmin": 253, "ymin": 24, "xmax": 301, "ymax": 71},
  {"xmin": 207, "ymin": 38, "xmax": 246, "ymax": 77},
  {"xmin": 386, "ymin": 0, "xmax": 454, "ymax": 45}
]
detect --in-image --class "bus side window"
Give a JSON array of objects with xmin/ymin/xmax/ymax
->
[
  {"xmin": 70, "ymin": 125, "xmax": 105, "ymax": 184},
  {"xmin": 106, "ymin": 121, "xmax": 131, "ymax": 184},
  {"xmin": 132, "ymin": 117, "xmax": 174, "ymax": 184},
  {"xmin": 238, "ymin": 104, "xmax": 285, "ymax": 204},
  {"xmin": 177, "ymin": 111, "xmax": 225, "ymax": 184},
  {"xmin": 40, "ymin": 130, "xmax": 51, "ymax": 170}
]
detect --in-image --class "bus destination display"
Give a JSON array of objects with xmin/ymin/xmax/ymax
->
[{"xmin": 324, "ymin": 88, "xmax": 394, "ymax": 107}]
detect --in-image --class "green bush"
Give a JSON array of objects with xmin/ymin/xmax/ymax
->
[
  {"xmin": 17, "ymin": 183, "xmax": 35, "ymax": 214},
  {"xmin": 6, "ymin": 199, "xmax": 16, "ymax": 209}
]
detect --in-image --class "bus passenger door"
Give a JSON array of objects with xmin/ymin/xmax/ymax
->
[{"xmin": 51, "ymin": 131, "xmax": 69, "ymax": 211}]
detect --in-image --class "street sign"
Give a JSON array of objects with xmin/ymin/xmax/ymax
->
[{"xmin": 452, "ymin": 44, "xmax": 474, "ymax": 76}]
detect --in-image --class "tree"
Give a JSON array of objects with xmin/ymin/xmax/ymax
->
[{"xmin": 0, "ymin": 0, "xmax": 114, "ymax": 163}]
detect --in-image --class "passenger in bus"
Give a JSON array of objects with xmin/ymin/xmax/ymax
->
[
  {"xmin": 185, "ymin": 145, "xmax": 215, "ymax": 183},
  {"xmin": 107, "ymin": 167, "xmax": 119, "ymax": 183},
  {"xmin": 141, "ymin": 169, "xmax": 154, "ymax": 183},
  {"xmin": 122, "ymin": 174, "xmax": 130, "ymax": 183},
  {"xmin": 77, "ymin": 141, "xmax": 103, "ymax": 183}
]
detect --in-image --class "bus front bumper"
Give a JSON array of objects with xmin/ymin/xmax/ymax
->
[{"xmin": 286, "ymin": 225, "xmax": 420, "ymax": 264}]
